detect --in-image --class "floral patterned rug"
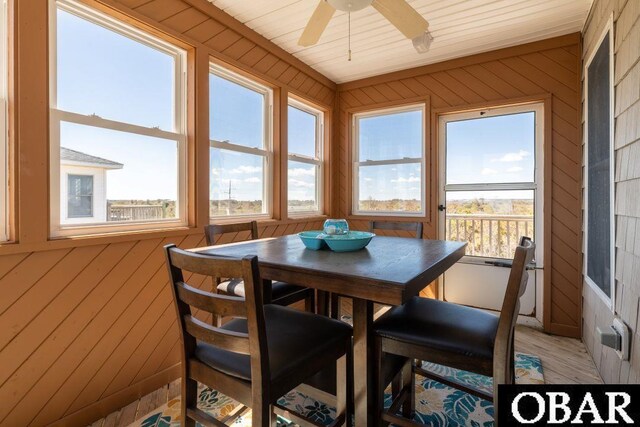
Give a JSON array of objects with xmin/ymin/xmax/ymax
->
[{"xmin": 132, "ymin": 353, "xmax": 543, "ymax": 427}]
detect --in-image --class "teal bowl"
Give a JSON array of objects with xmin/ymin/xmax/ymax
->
[
  {"xmin": 323, "ymin": 231, "xmax": 375, "ymax": 252},
  {"xmin": 297, "ymin": 231, "xmax": 327, "ymax": 250}
]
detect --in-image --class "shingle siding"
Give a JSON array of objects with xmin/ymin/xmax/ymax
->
[{"xmin": 582, "ymin": 0, "xmax": 640, "ymax": 383}]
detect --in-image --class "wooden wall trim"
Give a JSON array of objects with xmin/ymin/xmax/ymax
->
[
  {"xmin": 181, "ymin": 0, "xmax": 335, "ymax": 90},
  {"xmin": 14, "ymin": 0, "xmax": 49, "ymax": 244},
  {"xmin": 49, "ymin": 364, "xmax": 181, "ymax": 427},
  {"xmin": 338, "ymin": 33, "xmax": 582, "ymax": 91}
]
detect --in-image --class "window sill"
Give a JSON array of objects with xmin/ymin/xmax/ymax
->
[
  {"xmin": 348, "ymin": 213, "xmax": 429, "ymax": 222},
  {"xmin": 209, "ymin": 215, "xmax": 327, "ymax": 226}
]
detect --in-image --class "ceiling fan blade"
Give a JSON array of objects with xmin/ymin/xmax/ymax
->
[
  {"xmin": 372, "ymin": 0, "xmax": 429, "ymax": 40},
  {"xmin": 298, "ymin": 1, "xmax": 336, "ymax": 47}
]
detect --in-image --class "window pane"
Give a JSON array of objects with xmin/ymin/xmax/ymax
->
[
  {"xmin": 210, "ymin": 73, "xmax": 265, "ymax": 149},
  {"xmin": 288, "ymin": 161, "xmax": 318, "ymax": 213},
  {"xmin": 56, "ymin": 8, "xmax": 176, "ymax": 130},
  {"xmin": 60, "ymin": 121, "xmax": 178, "ymax": 225},
  {"xmin": 210, "ymin": 148, "xmax": 265, "ymax": 216},
  {"xmin": 358, "ymin": 109, "xmax": 422, "ymax": 161},
  {"xmin": 358, "ymin": 163, "xmax": 422, "ymax": 213},
  {"xmin": 446, "ymin": 112, "xmax": 535, "ymax": 185},
  {"xmin": 288, "ymin": 106, "xmax": 316, "ymax": 157},
  {"xmin": 445, "ymin": 190, "xmax": 534, "ymax": 259}
]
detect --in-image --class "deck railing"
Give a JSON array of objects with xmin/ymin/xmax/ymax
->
[
  {"xmin": 445, "ymin": 213, "xmax": 534, "ymax": 259},
  {"xmin": 107, "ymin": 204, "xmax": 165, "ymax": 221}
]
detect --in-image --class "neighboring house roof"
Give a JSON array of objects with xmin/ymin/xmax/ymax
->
[{"xmin": 60, "ymin": 147, "xmax": 123, "ymax": 169}]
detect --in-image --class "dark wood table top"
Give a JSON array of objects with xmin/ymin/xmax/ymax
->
[{"xmin": 194, "ymin": 235, "xmax": 466, "ymax": 306}]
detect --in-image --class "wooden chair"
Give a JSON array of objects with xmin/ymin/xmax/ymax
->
[
  {"xmin": 165, "ymin": 245, "xmax": 354, "ymax": 427},
  {"xmin": 368, "ymin": 221, "xmax": 423, "ymax": 239},
  {"xmin": 330, "ymin": 221, "xmax": 424, "ymax": 319},
  {"xmin": 373, "ymin": 236, "xmax": 535, "ymax": 426},
  {"xmin": 204, "ymin": 221, "xmax": 315, "ymax": 311}
]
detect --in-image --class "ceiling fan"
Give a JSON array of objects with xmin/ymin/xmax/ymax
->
[{"xmin": 298, "ymin": 0, "xmax": 433, "ymax": 54}]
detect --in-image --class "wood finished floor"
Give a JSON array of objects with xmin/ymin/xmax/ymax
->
[{"xmin": 88, "ymin": 323, "xmax": 601, "ymax": 427}]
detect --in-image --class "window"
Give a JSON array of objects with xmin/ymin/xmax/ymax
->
[
  {"xmin": 584, "ymin": 17, "xmax": 615, "ymax": 305},
  {"xmin": 353, "ymin": 104, "xmax": 425, "ymax": 215},
  {"xmin": 50, "ymin": 0, "xmax": 187, "ymax": 236},
  {"xmin": 209, "ymin": 64, "xmax": 272, "ymax": 218},
  {"xmin": 288, "ymin": 98, "xmax": 323, "ymax": 214},
  {"xmin": 0, "ymin": 0, "xmax": 8, "ymax": 241},
  {"xmin": 67, "ymin": 175, "xmax": 93, "ymax": 218}
]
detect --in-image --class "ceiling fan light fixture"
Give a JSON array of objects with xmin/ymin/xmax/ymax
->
[
  {"xmin": 412, "ymin": 30, "xmax": 433, "ymax": 54},
  {"xmin": 327, "ymin": 0, "xmax": 373, "ymax": 12}
]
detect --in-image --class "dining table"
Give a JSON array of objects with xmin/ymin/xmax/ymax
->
[{"xmin": 192, "ymin": 234, "xmax": 466, "ymax": 427}]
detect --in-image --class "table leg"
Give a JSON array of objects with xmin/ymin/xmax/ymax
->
[
  {"xmin": 317, "ymin": 290, "xmax": 330, "ymax": 316},
  {"xmin": 352, "ymin": 298, "xmax": 373, "ymax": 427}
]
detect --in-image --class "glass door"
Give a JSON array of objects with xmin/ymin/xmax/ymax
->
[{"xmin": 438, "ymin": 103, "xmax": 544, "ymax": 318}]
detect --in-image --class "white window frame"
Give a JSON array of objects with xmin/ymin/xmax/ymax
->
[
  {"xmin": 0, "ymin": 0, "xmax": 8, "ymax": 242},
  {"xmin": 209, "ymin": 63, "xmax": 273, "ymax": 220},
  {"xmin": 287, "ymin": 97, "xmax": 323, "ymax": 216},
  {"xmin": 49, "ymin": 0, "xmax": 188, "ymax": 237},
  {"xmin": 583, "ymin": 14, "xmax": 615, "ymax": 309},
  {"xmin": 352, "ymin": 103, "xmax": 426, "ymax": 216},
  {"xmin": 438, "ymin": 102, "xmax": 545, "ymax": 266}
]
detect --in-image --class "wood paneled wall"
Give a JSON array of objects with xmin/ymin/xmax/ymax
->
[
  {"xmin": 333, "ymin": 34, "xmax": 583, "ymax": 338},
  {"xmin": 0, "ymin": 0, "xmax": 335, "ymax": 425},
  {"xmin": 581, "ymin": 0, "xmax": 640, "ymax": 384}
]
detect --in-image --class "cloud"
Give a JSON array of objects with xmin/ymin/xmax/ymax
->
[
  {"xmin": 211, "ymin": 169, "xmax": 220, "ymax": 176},
  {"xmin": 289, "ymin": 167, "xmax": 315, "ymax": 177},
  {"xmin": 289, "ymin": 179, "xmax": 315, "ymax": 188},
  {"xmin": 244, "ymin": 177, "xmax": 261, "ymax": 183},
  {"xmin": 230, "ymin": 166, "xmax": 261, "ymax": 174},
  {"xmin": 364, "ymin": 177, "xmax": 373, "ymax": 182},
  {"xmin": 391, "ymin": 176, "xmax": 420, "ymax": 183},
  {"xmin": 481, "ymin": 168, "xmax": 498, "ymax": 175},
  {"xmin": 492, "ymin": 150, "xmax": 530, "ymax": 163},
  {"xmin": 506, "ymin": 166, "xmax": 523, "ymax": 172}
]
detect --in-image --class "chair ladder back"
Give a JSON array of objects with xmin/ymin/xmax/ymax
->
[
  {"xmin": 164, "ymin": 244, "xmax": 269, "ymax": 370},
  {"xmin": 175, "ymin": 281, "xmax": 247, "ymax": 318},
  {"xmin": 493, "ymin": 236, "xmax": 536, "ymax": 384},
  {"xmin": 204, "ymin": 221, "xmax": 259, "ymax": 246},
  {"xmin": 169, "ymin": 248, "xmax": 245, "ymax": 278},
  {"xmin": 369, "ymin": 220, "xmax": 423, "ymax": 239},
  {"xmin": 183, "ymin": 314, "xmax": 250, "ymax": 354}
]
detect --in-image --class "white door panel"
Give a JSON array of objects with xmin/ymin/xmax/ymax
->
[{"xmin": 443, "ymin": 263, "xmax": 536, "ymax": 315}]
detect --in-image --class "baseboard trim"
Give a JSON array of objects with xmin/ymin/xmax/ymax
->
[
  {"xmin": 50, "ymin": 364, "xmax": 181, "ymax": 427},
  {"xmin": 547, "ymin": 322, "xmax": 581, "ymax": 338}
]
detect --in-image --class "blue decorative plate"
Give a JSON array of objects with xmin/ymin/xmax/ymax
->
[{"xmin": 322, "ymin": 231, "xmax": 375, "ymax": 252}]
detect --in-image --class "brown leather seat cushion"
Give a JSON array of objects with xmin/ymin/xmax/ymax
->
[
  {"xmin": 195, "ymin": 305, "xmax": 352, "ymax": 382},
  {"xmin": 217, "ymin": 279, "xmax": 304, "ymax": 301},
  {"xmin": 374, "ymin": 296, "xmax": 499, "ymax": 360}
]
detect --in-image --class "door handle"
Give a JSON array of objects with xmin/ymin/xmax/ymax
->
[{"xmin": 438, "ymin": 204, "xmax": 446, "ymax": 212}]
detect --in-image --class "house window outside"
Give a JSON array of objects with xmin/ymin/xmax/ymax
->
[
  {"xmin": 209, "ymin": 64, "xmax": 272, "ymax": 218},
  {"xmin": 50, "ymin": 0, "xmax": 187, "ymax": 236},
  {"xmin": 288, "ymin": 99, "xmax": 323, "ymax": 214},
  {"xmin": 67, "ymin": 175, "xmax": 93, "ymax": 218},
  {"xmin": 353, "ymin": 104, "xmax": 425, "ymax": 216}
]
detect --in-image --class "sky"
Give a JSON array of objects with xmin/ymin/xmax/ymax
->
[{"xmin": 57, "ymin": 7, "xmax": 536, "ymax": 208}]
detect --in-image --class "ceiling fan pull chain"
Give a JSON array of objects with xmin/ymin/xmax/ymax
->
[{"xmin": 348, "ymin": 9, "xmax": 352, "ymax": 61}]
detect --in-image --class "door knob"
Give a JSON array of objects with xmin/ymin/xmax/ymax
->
[{"xmin": 438, "ymin": 204, "xmax": 446, "ymax": 211}]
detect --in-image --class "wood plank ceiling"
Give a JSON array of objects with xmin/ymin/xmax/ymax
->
[{"xmin": 208, "ymin": 0, "xmax": 591, "ymax": 83}]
